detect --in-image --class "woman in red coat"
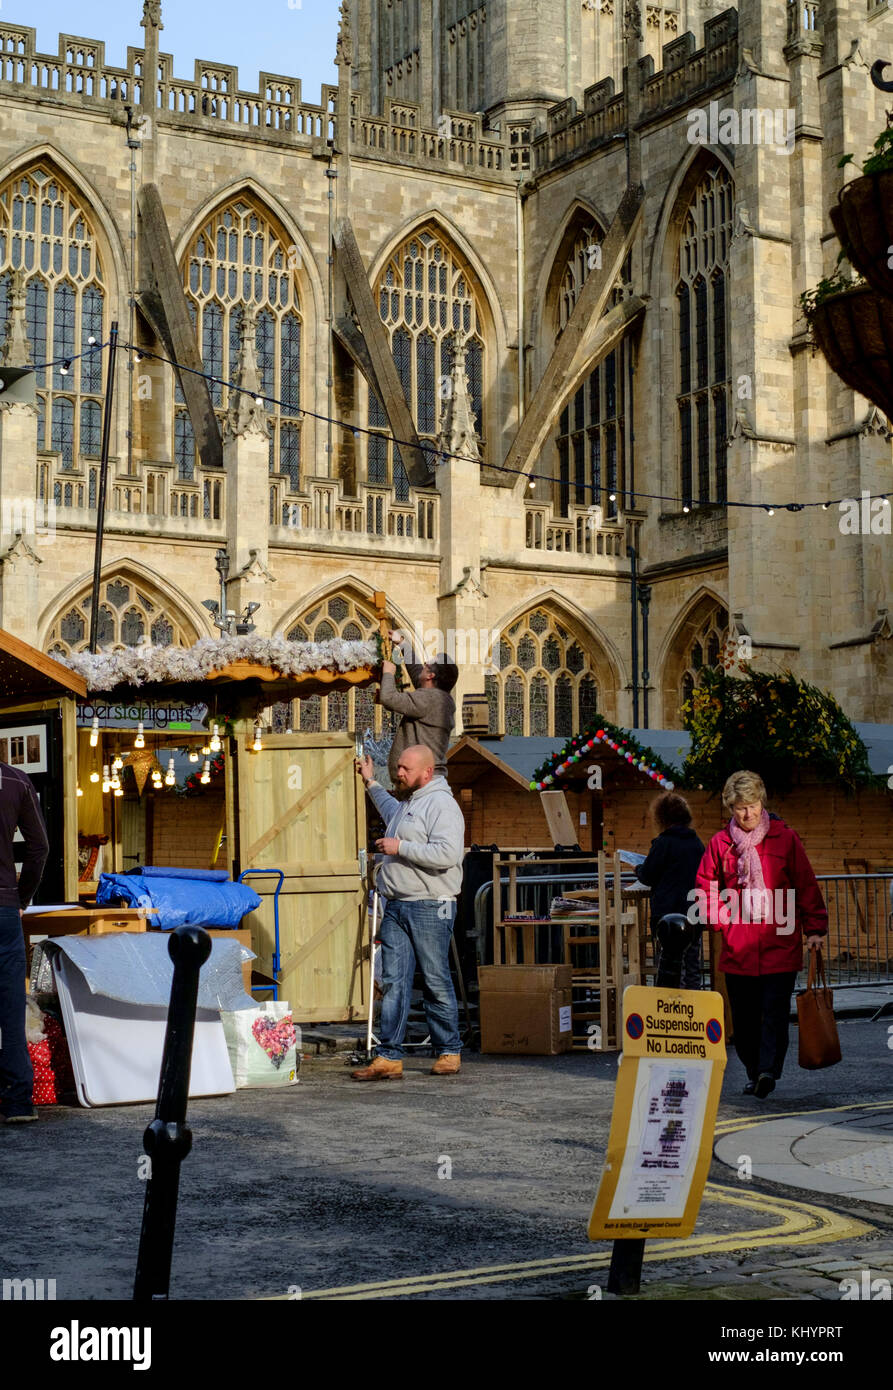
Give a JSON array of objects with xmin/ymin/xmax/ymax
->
[{"xmin": 694, "ymin": 770, "xmax": 827, "ymax": 1098}]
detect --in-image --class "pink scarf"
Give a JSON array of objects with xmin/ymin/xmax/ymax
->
[{"xmin": 728, "ymin": 809, "xmax": 770, "ymax": 894}]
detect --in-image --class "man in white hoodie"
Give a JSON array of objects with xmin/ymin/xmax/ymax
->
[{"xmin": 353, "ymin": 743, "xmax": 465, "ymax": 1080}]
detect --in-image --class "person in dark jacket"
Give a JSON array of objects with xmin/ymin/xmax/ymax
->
[
  {"xmin": 694, "ymin": 769, "xmax": 826, "ymax": 1098},
  {"xmin": 637, "ymin": 791, "xmax": 705, "ymax": 989},
  {"xmin": 379, "ymin": 629, "xmax": 458, "ymax": 787},
  {"xmin": 0, "ymin": 761, "xmax": 49, "ymax": 1123}
]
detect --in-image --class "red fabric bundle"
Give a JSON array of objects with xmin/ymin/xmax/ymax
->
[{"xmin": 29, "ymin": 1016, "xmax": 74, "ymax": 1105}]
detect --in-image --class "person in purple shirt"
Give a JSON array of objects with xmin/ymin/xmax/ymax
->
[{"xmin": 0, "ymin": 762, "xmax": 49, "ymax": 1123}]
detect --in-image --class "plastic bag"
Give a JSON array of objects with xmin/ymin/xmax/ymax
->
[{"xmin": 220, "ymin": 1001, "xmax": 301, "ymax": 1087}]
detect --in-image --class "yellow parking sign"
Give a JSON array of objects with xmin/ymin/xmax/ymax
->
[{"xmin": 588, "ymin": 985, "xmax": 727, "ymax": 1240}]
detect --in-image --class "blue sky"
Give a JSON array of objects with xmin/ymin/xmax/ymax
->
[{"xmin": 18, "ymin": 1, "xmax": 339, "ymax": 98}]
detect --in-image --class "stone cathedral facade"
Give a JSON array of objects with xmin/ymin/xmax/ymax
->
[{"xmin": 0, "ymin": 0, "xmax": 890, "ymax": 742}]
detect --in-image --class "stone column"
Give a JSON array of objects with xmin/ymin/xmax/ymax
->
[
  {"xmin": 222, "ymin": 307, "xmax": 275, "ymax": 635},
  {"xmin": 435, "ymin": 331, "xmax": 492, "ymax": 731},
  {"xmin": 0, "ymin": 269, "xmax": 42, "ymax": 640}
]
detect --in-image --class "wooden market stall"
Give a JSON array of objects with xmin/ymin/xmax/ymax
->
[
  {"xmin": 0, "ymin": 627, "xmax": 86, "ymax": 901},
  {"xmin": 63, "ymin": 633, "xmax": 380, "ymax": 1023}
]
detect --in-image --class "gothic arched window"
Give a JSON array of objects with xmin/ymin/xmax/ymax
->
[
  {"xmin": 274, "ymin": 595, "xmax": 399, "ymax": 739},
  {"xmin": 554, "ymin": 224, "xmax": 632, "ymax": 521},
  {"xmin": 679, "ymin": 605, "xmax": 729, "ymax": 711},
  {"xmin": 46, "ymin": 575, "xmax": 195, "ymax": 655},
  {"xmin": 676, "ymin": 166, "xmax": 733, "ymax": 508},
  {"xmin": 0, "ymin": 165, "xmax": 105, "ymax": 484},
  {"xmin": 371, "ymin": 227, "xmax": 486, "ymax": 492},
  {"xmin": 180, "ymin": 197, "xmax": 302, "ymax": 502},
  {"xmin": 485, "ymin": 608, "xmax": 601, "ymax": 736}
]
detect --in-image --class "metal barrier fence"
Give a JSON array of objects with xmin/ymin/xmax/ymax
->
[
  {"xmin": 814, "ymin": 874, "xmax": 893, "ymax": 989},
  {"xmin": 472, "ymin": 870, "xmax": 893, "ymax": 990}
]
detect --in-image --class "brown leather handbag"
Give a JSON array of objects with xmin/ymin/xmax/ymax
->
[{"xmin": 796, "ymin": 949, "xmax": 842, "ymax": 1069}]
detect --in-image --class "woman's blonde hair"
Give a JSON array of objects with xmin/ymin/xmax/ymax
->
[{"xmin": 721, "ymin": 770, "xmax": 767, "ymax": 812}]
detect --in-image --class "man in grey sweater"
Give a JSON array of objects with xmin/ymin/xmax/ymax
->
[
  {"xmin": 379, "ymin": 630, "xmax": 458, "ymax": 786},
  {"xmin": 353, "ymin": 743, "xmax": 466, "ymax": 1080}
]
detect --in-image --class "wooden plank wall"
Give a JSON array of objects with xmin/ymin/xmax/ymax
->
[
  {"xmin": 602, "ymin": 786, "xmax": 893, "ymax": 873},
  {"xmin": 456, "ymin": 769, "xmax": 594, "ymax": 850}
]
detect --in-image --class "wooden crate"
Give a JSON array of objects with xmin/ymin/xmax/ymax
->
[{"xmin": 227, "ymin": 731, "xmax": 366, "ymax": 1022}]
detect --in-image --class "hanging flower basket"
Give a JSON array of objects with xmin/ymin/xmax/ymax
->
[
  {"xmin": 830, "ymin": 171, "xmax": 893, "ymax": 301},
  {"xmin": 808, "ymin": 283, "xmax": 893, "ymax": 420}
]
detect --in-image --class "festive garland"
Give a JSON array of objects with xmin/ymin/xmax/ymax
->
[
  {"xmin": 62, "ymin": 635, "xmax": 377, "ymax": 691},
  {"xmin": 529, "ymin": 717, "xmax": 680, "ymax": 791},
  {"xmin": 681, "ymin": 667, "xmax": 876, "ymax": 794},
  {"xmin": 180, "ymin": 751, "xmax": 226, "ymax": 796}
]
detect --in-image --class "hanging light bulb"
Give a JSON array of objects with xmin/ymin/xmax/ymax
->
[
  {"xmin": 89, "ymin": 716, "xmax": 100, "ymax": 748},
  {"xmin": 209, "ymin": 722, "xmax": 222, "ymax": 753},
  {"xmin": 110, "ymin": 773, "xmax": 121, "ymax": 791},
  {"xmin": 112, "ymin": 754, "xmax": 124, "ymax": 771},
  {"xmin": 188, "ymin": 749, "xmax": 200, "ymax": 763},
  {"xmin": 89, "ymin": 770, "xmax": 100, "ymax": 783},
  {"xmin": 200, "ymin": 758, "xmax": 211, "ymax": 785},
  {"xmin": 252, "ymin": 720, "xmax": 263, "ymax": 752},
  {"xmin": 134, "ymin": 722, "xmax": 145, "ymax": 749},
  {"xmin": 201, "ymin": 743, "xmax": 211, "ymax": 756},
  {"xmin": 164, "ymin": 756, "xmax": 176, "ymax": 787},
  {"xmin": 77, "ymin": 785, "xmax": 83, "ymax": 797},
  {"xmin": 114, "ymin": 787, "xmax": 123, "ymax": 797}
]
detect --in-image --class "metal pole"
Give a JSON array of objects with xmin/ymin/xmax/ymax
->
[
  {"xmin": 628, "ymin": 545, "xmax": 639, "ymax": 728},
  {"xmin": 607, "ymin": 1237, "xmax": 645, "ymax": 1295},
  {"xmin": 88, "ymin": 322, "xmax": 119, "ymax": 652},
  {"xmin": 133, "ymin": 924, "xmax": 212, "ymax": 1302},
  {"xmin": 638, "ymin": 583, "xmax": 651, "ymax": 730}
]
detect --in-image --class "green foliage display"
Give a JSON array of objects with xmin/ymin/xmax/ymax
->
[{"xmin": 681, "ymin": 668, "xmax": 875, "ymax": 795}]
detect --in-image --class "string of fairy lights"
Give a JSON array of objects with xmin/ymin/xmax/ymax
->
[
  {"xmin": 76, "ymin": 714, "xmax": 238, "ymax": 800},
  {"xmin": 11, "ymin": 334, "xmax": 892, "ymax": 513}
]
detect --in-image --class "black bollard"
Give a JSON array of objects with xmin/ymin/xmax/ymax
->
[
  {"xmin": 133, "ymin": 925, "xmax": 212, "ymax": 1302},
  {"xmin": 606, "ymin": 1238, "xmax": 646, "ymax": 1295}
]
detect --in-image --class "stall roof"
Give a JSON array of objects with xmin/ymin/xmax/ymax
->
[
  {"xmin": 60, "ymin": 635, "xmax": 376, "ymax": 709},
  {"xmin": 0, "ymin": 628, "xmax": 87, "ymax": 701},
  {"xmin": 451, "ymin": 725, "xmax": 893, "ymax": 783}
]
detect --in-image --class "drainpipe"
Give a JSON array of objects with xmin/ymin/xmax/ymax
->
[
  {"xmin": 638, "ymin": 583, "xmax": 651, "ymax": 729},
  {"xmin": 628, "ymin": 543, "xmax": 639, "ymax": 728}
]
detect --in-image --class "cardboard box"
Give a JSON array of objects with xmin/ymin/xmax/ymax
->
[
  {"xmin": 479, "ymin": 974, "xmax": 573, "ymax": 1055},
  {"xmin": 478, "ymin": 964, "xmax": 573, "ymax": 994}
]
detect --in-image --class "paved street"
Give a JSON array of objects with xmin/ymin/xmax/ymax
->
[{"xmin": 2, "ymin": 1010, "xmax": 892, "ymax": 1302}]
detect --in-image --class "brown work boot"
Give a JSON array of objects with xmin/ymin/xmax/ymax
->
[
  {"xmin": 351, "ymin": 1056, "xmax": 403, "ymax": 1081},
  {"xmin": 430, "ymin": 1053, "xmax": 461, "ymax": 1075}
]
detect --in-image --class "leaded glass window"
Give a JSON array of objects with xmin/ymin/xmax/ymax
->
[
  {"xmin": 284, "ymin": 594, "xmax": 393, "ymax": 737},
  {"xmin": 679, "ymin": 606, "xmax": 729, "ymax": 709},
  {"xmin": 485, "ymin": 607, "xmax": 602, "ymax": 735},
  {"xmin": 554, "ymin": 226, "xmax": 632, "ymax": 519},
  {"xmin": 181, "ymin": 197, "xmax": 302, "ymax": 487},
  {"xmin": 676, "ymin": 167, "xmax": 733, "ymax": 508},
  {"xmin": 369, "ymin": 227, "xmax": 486, "ymax": 497},
  {"xmin": 0, "ymin": 166, "xmax": 105, "ymax": 482},
  {"xmin": 46, "ymin": 576, "xmax": 193, "ymax": 654}
]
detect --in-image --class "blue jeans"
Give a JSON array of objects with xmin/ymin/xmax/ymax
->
[
  {"xmin": 376, "ymin": 898, "xmax": 461, "ymax": 1059},
  {"xmin": 0, "ymin": 905, "xmax": 33, "ymax": 1116}
]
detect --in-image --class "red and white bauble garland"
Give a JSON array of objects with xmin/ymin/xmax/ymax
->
[{"xmin": 530, "ymin": 729, "xmax": 675, "ymax": 791}]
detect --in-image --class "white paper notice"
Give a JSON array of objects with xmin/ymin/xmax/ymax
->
[
  {"xmin": 558, "ymin": 1005, "xmax": 572, "ymax": 1032},
  {"xmin": 608, "ymin": 1059, "xmax": 711, "ymax": 1220}
]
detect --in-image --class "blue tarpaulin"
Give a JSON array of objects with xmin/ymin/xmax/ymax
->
[{"xmin": 96, "ymin": 869, "xmax": 262, "ymax": 930}]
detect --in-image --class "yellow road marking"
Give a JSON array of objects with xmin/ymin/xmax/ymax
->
[
  {"xmin": 715, "ymin": 1098, "xmax": 893, "ymax": 1135},
  {"xmin": 268, "ymin": 1184, "xmax": 872, "ymax": 1300}
]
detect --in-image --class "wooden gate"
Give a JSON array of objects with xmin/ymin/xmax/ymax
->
[{"xmin": 227, "ymin": 731, "xmax": 367, "ymax": 1022}]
